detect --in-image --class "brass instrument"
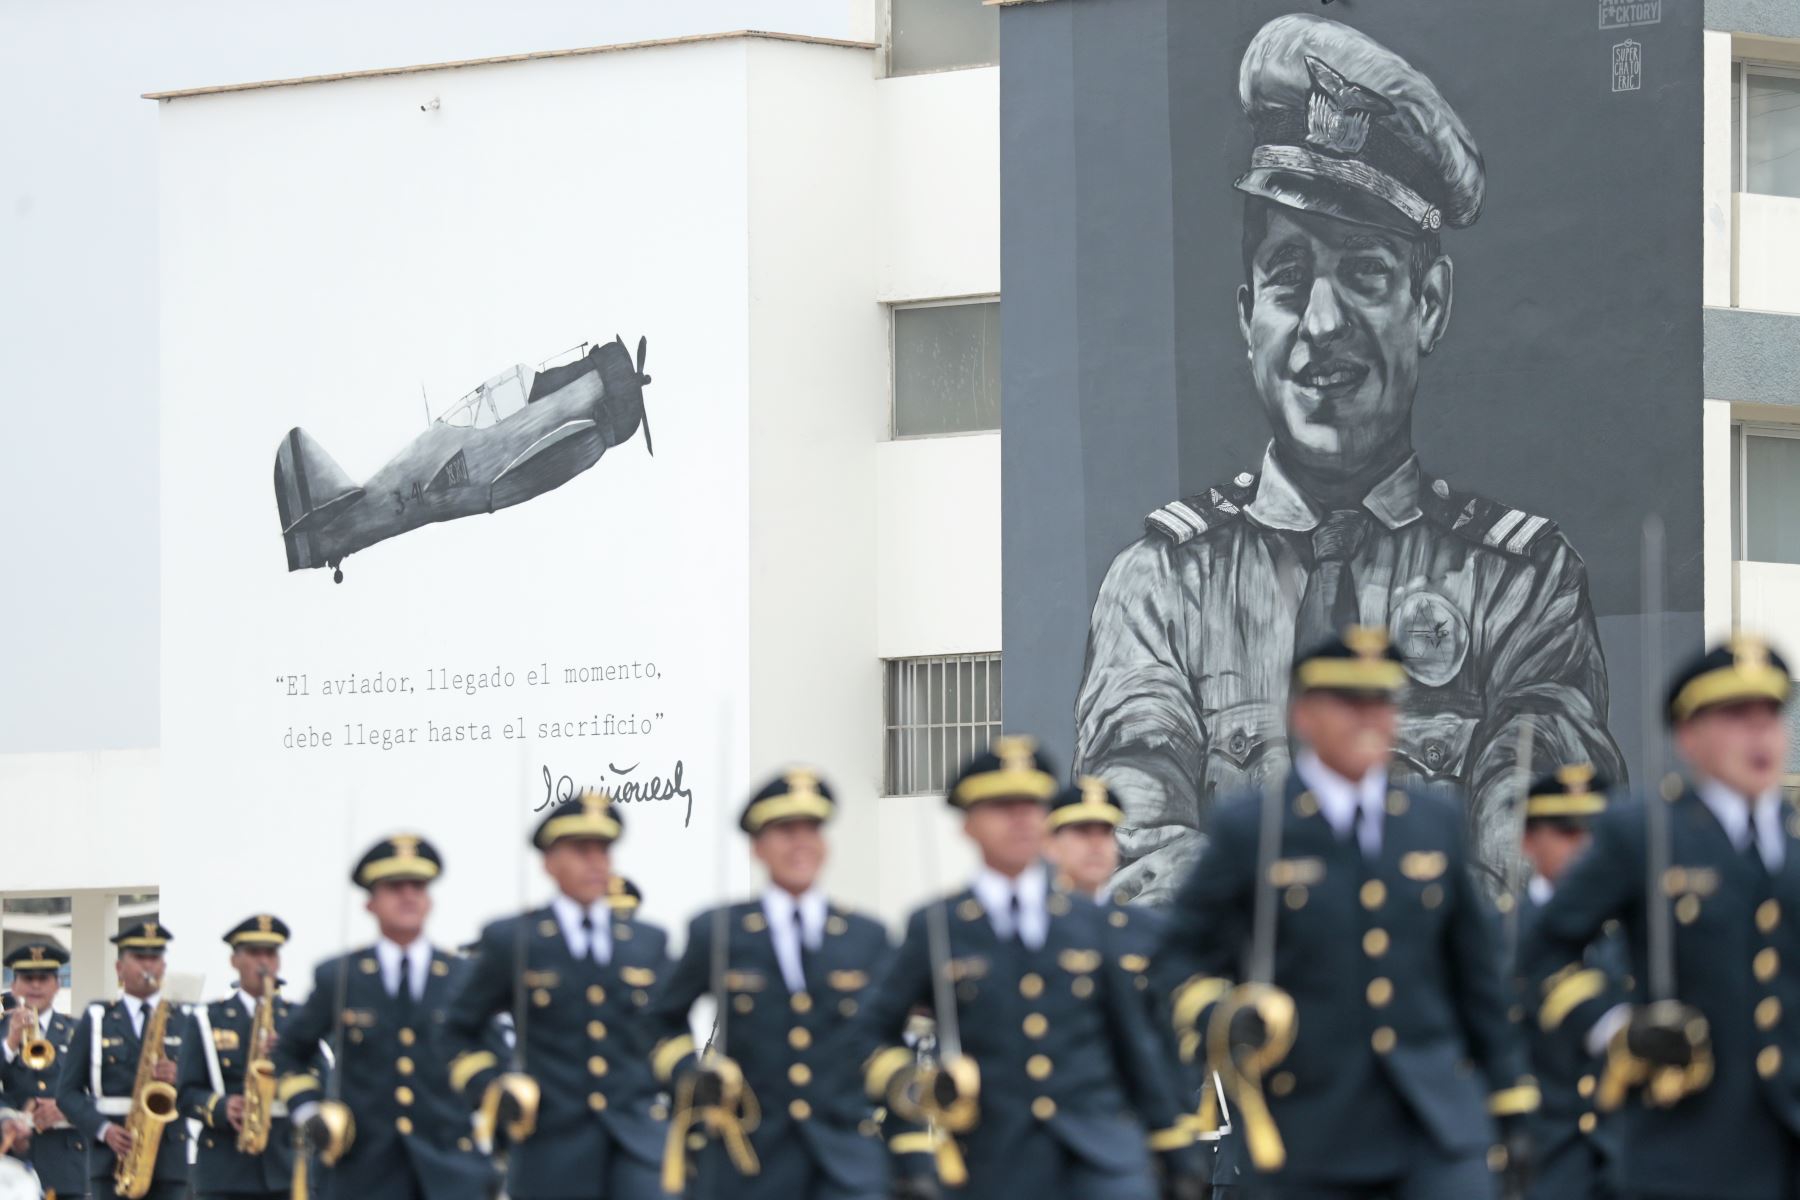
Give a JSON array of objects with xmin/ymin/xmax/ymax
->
[
  {"xmin": 237, "ymin": 972, "xmax": 279, "ymax": 1155},
  {"xmin": 113, "ymin": 995, "xmax": 180, "ymax": 1198},
  {"xmin": 19, "ymin": 1004, "xmax": 55, "ymax": 1072}
]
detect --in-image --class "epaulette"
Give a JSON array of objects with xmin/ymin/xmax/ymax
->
[
  {"xmin": 1422, "ymin": 477, "xmax": 1560, "ymax": 558},
  {"xmin": 1144, "ymin": 473, "xmax": 1258, "ymax": 545}
]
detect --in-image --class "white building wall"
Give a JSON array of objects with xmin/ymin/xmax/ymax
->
[
  {"xmin": 876, "ymin": 434, "xmax": 1003, "ymax": 657},
  {"xmin": 876, "ymin": 67, "xmax": 1001, "ymax": 303}
]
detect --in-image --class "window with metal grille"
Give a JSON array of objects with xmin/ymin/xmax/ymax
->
[{"xmin": 884, "ymin": 654, "xmax": 1002, "ymax": 796}]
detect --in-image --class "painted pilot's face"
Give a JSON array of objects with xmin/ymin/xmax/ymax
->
[{"xmin": 1239, "ymin": 206, "xmax": 1452, "ymax": 473}]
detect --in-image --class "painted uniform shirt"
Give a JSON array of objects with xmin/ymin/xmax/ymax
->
[{"xmin": 1075, "ymin": 445, "xmax": 1623, "ymax": 904}]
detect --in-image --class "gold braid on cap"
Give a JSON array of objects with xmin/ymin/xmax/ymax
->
[
  {"xmin": 1294, "ymin": 626, "xmax": 1406, "ymax": 693},
  {"xmin": 1048, "ymin": 775, "xmax": 1125, "ymax": 832},
  {"xmin": 954, "ymin": 735, "xmax": 1058, "ymax": 807},
  {"xmin": 1670, "ymin": 634, "xmax": 1791, "ymax": 721},
  {"xmin": 1527, "ymin": 762, "xmax": 1607, "ymax": 820},
  {"xmin": 743, "ymin": 768, "xmax": 835, "ymax": 833}
]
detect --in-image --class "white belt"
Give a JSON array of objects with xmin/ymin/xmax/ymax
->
[{"xmin": 94, "ymin": 1098, "xmax": 131, "ymax": 1116}]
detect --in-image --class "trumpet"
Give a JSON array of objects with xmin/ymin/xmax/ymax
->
[{"xmin": 1, "ymin": 996, "xmax": 53, "ymax": 1072}]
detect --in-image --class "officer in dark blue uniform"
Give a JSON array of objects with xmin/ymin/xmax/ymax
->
[
  {"xmin": 57, "ymin": 921, "xmax": 192, "ymax": 1200},
  {"xmin": 1509, "ymin": 766, "xmax": 1626, "ymax": 1200},
  {"xmin": 857, "ymin": 737, "xmax": 1207, "ymax": 1200},
  {"xmin": 274, "ymin": 835, "xmax": 495, "ymax": 1200},
  {"xmin": 1044, "ymin": 778, "xmax": 1237, "ymax": 1198},
  {"xmin": 445, "ymin": 792, "xmax": 671, "ymax": 1200},
  {"xmin": 608, "ymin": 877, "xmax": 644, "ymax": 917},
  {"xmin": 1522, "ymin": 636, "xmax": 1800, "ymax": 1200},
  {"xmin": 1162, "ymin": 628, "xmax": 1535, "ymax": 1199},
  {"xmin": 2, "ymin": 942, "xmax": 87, "ymax": 1199},
  {"xmin": 644, "ymin": 768, "xmax": 899, "ymax": 1199},
  {"xmin": 176, "ymin": 914, "xmax": 299, "ymax": 1199}
]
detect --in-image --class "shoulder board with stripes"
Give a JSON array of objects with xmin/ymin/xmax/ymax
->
[
  {"xmin": 1424, "ymin": 481, "xmax": 1559, "ymax": 557},
  {"xmin": 1144, "ymin": 474, "xmax": 1257, "ymax": 546}
]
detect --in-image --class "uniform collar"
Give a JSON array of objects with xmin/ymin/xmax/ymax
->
[
  {"xmin": 761, "ymin": 886, "xmax": 828, "ymax": 938},
  {"xmin": 1527, "ymin": 874, "xmax": 1555, "ymax": 905},
  {"xmin": 1245, "ymin": 442, "xmax": 1424, "ymax": 533},
  {"xmin": 1696, "ymin": 778, "xmax": 1785, "ymax": 868}
]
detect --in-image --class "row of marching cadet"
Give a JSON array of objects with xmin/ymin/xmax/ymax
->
[{"xmin": 1, "ymin": 627, "xmax": 1791, "ymax": 1200}]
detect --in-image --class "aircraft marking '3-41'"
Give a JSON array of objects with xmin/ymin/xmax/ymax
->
[{"xmin": 272, "ymin": 335, "xmax": 654, "ymax": 583}]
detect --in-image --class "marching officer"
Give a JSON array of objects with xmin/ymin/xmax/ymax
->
[
  {"xmin": 444, "ymin": 791, "xmax": 671, "ymax": 1200},
  {"xmin": 2, "ymin": 943, "xmax": 85, "ymax": 1199},
  {"xmin": 1510, "ymin": 766, "xmax": 1626, "ymax": 1200},
  {"xmin": 1044, "ymin": 780, "xmax": 1239, "ymax": 1198},
  {"xmin": 57, "ymin": 921, "xmax": 191, "ymax": 1200},
  {"xmin": 1162, "ymin": 628, "xmax": 1535, "ymax": 1198},
  {"xmin": 176, "ymin": 914, "xmax": 298, "ymax": 1199},
  {"xmin": 857, "ymin": 737, "xmax": 1208, "ymax": 1200},
  {"xmin": 644, "ymin": 768, "xmax": 899, "ymax": 1199},
  {"xmin": 274, "ymin": 836, "xmax": 495, "ymax": 1199},
  {"xmin": 1523, "ymin": 636, "xmax": 1800, "ymax": 1200}
]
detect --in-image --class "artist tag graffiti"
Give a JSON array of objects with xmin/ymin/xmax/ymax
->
[
  {"xmin": 1599, "ymin": 0, "xmax": 1660, "ymax": 30},
  {"xmin": 1612, "ymin": 40, "xmax": 1642, "ymax": 94}
]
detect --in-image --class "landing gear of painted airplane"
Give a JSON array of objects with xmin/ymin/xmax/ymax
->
[{"xmin": 332, "ymin": 564, "xmax": 344, "ymax": 584}]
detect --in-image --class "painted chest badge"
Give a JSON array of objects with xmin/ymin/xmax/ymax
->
[{"xmin": 1389, "ymin": 591, "xmax": 1469, "ymax": 687}]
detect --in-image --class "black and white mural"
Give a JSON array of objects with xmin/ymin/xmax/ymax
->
[
  {"xmin": 1000, "ymin": 0, "xmax": 1702, "ymax": 903},
  {"xmin": 274, "ymin": 336, "xmax": 654, "ymax": 583}
]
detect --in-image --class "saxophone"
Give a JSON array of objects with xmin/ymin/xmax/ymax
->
[
  {"xmin": 113, "ymin": 996, "xmax": 180, "ymax": 1198},
  {"xmin": 237, "ymin": 973, "xmax": 279, "ymax": 1155}
]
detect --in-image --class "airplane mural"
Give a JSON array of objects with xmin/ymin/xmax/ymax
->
[{"xmin": 273, "ymin": 335, "xmax": 653, "ymax": 582}]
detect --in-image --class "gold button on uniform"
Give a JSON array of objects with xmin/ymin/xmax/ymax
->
[
  {"xmin": 1363, "ymin": 929, "xmax": 1389, "ymax": 958},
  {"xmin": 1285, "ymin": 887, "xmax": 1308, "ymax": 910},
  {"xmin": 789, "ymin": 1064, "xmax": 812, "ymax": 1086},
  {"xmin": 587, "ymin": 985, "xmax": 606, "ymax": 1004},
  {"xmin": 1023, "ymin": 1014, "xmax": 1048, "ymax": 1039},
  {"xmin": 734, "ymin": 995, "xmax": 755, "ymax": 1014},
  {"xmin": 789, "ymin": 1099, "xmax": 812, "ymax": 1121},
  {"xmin": 1366, "ymin": 978, "xmax": 1394, "ymax": 1008},
  {"xmin": 1577, "ymin": 1075, "xmax": 1595, "ymax": 1099},
  {"xmin": 1361, "ymin": 881, "xmax": 1386, "ymax": 910},
  {"xmin": 588, "ymin": 1020, "xmax": 607, "ymax": 1039},
  {"xmin": 396, "ymin": 1116, "xmax": 414, "ymax": 1135},
  {"xmin": 789, "ymin": 1027, "xmax": 812, "ymax": 1050},
  {"xmin": 395, "ymin": 1086, "xmax": 414, "ymax": 1105},
  {"xmin": 1372, "ymin": 1027, "xmax": 1397, "ymax": 1054},
  {"xmin": 1675, "ymin": 895, "xmax": 1701, "ymax": 925},
  {"xmin": 398, "ymin": 1028, "xmax": 416, "ymax": 1046},
  {"xmin": 589, "ymin": 1092, "xmax": 607, "ymax": 1111},
  {"xmin": 1760, "ymin": 1046, "xmax": 1783, "ymax": 1078},
  {"xmin": 1759, "ymin": 899, "xmax": 1782, "ymax": 933},
  {"xmin": 1422, "ymin": 884, "xmax": 1445, "ymax": 909},
  {"xmin": 1020, "ymin": 974, "xmax": 1045, "ymax": 999},
  {"xmin": 396, "ymin": 1057, "xmax": 415, "ymax": 1076},
  {"xmin": 1027, "ymin": 1055, "xmax": 1053, "ymax": 1081},
  {"xmin": 1270, "ymin": 1071, "xmax": 1295, "ymax": 1096},
  {"xmin": 1759, "ymin": 997, "xmax": 1783, "ymax": 1031},
  {"xmin": 792, "ymin": 993, "xmax": 813, "ymax": 1013},
  {"xmin": 1071, "ymin": 977, "xmax": 1095, "ymax": 999},
  {"xmin": 1756, "ymin": 949, "xmax": 1780, "ymax": 982},
  {"xmin": 589, "ymin": 1056, "xmax": 609, "ymax": 1077},
  {"xmin": 1579, "ymin": 1112, "xmax": 1597, "ymax": 1134},
  {"xmin": 1031, "ymin": 1097, "xmax": 1057, "ymax": 1121}
]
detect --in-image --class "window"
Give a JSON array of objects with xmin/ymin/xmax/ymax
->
[
  {"xmin": 884, "ymin": 653, "xmax": 1002, "ymax": 795},
  {"xmin": 1732, "ymin": 423, "xmax": 1800, "ymax": 564},
  {"xmin": 890, "ymin": 0, "xmax": 998, "ymax": 76},
  {"xmin": 1735, "ymin": 62, "xmax": 1800, "ymax": 199},
  {"xmin": 892, "ymin": 300, "xmax": 1001, "ymax": 437}
]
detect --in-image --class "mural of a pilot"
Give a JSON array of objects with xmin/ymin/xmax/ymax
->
[{"xmin": 1075, "ymin": 13, "xmax": 1624, "ymax": 905}]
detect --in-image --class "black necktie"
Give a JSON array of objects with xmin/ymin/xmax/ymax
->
[
  {"xmin": 395, "ymin": 954, "xmax": 416, "ymax": 1018},
  {"xmin": 1350, "ymin": 799, "xmax": 1373, "ymax": 860},
  {"xmin": 1008, "ymin": 892, "xmax": 1025, "ymax": 947},
  {"xmin": 582, "ymin": 913, "xmax": 608, "ymax": 966},
  {"xmin": 1742, "ymin": 823, "xmax": 1770, "ymax": 879},
  {"xmin": 1295, "ymin": 509, "xmax": 1369, "ymax": 656},
  {"xmin": 794, "ymin": 908, "xmax": 815, "ymax": 989}
]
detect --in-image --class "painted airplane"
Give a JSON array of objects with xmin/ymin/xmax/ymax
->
[{"xmin": 274, "ymin": 335, "xmax": 652, "ymax": 582}]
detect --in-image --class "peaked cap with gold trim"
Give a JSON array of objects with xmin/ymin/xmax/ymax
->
[
  {"xmin": 352, "ymin": 833, "xmax": 443, "ymax": 889},
  {"xmin": 1049, "ymin": 776, "xmax": 1125, "ymax": 832},
  {"xmin": 112, "ymin": 921, "xmax": 174, "ymax": 952},
  {"xmin": 1523, "ymin": 763, "xmax": 1611, "ymax": 826},
  {"xmin": 1666, "ymin": 635, "xmax": 1792, "ymax": 725},
  {"xmin": 4, "ymin": 942, "xmax": 68, "ymax": 973},
  {"xmin": 948, "ymin": 735, "xmax": 1060, "ymax": 810},
  {"xmin": 1292, "ymin": 625, "xmax": 1408, "ymax": 698},
  {"xmin": 1236, "ymin": 13, "xmax": 1484, "ymax": 236},
  {"xmin": 608, "ymin": 875, "xmax": 643, "ymax": 914},
  {"xmin": 224, "ymin": 913, "xmax": 291, "ymax": 948},
  {"xmin": 533, "ymin": 791, "xmax": 625, "ymax": 850},
  {"xmin": 742, "ymin": 767, "xmax": 836, "ymax": 834}
]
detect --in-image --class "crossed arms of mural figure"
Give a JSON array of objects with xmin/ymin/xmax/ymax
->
[{"xmin": 1074, "ymin": 532, "xmax": 1624, "ymax": 905}]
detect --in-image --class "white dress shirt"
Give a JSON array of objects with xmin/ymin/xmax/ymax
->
[
  {"xmin": 1296, "ymin": 751, "xmax": 1388, "ymax": 858},
  {"xmin": 1527, "ymin": 875, "xmax": 1556, "ymax": 906},
  {"xmin": 1698, "ymin": 780, "xmax": 1786, "ymax": 871},
  {"xmin": 374, "ymin": 938, "xmax": 432, "ymax": 1001},
  {"xmin": 124, "ymin": 992, "xmax": 160, "ymax": 1036},
  {"xmin": 972, "ymin": 861, "xmax": 1050, "ymax": 950},
  {"xmin": 552, "ymin": 894, "xmax": 614, "ymax": 965},
  {"xmin": 762, "ymin": 886, "xmax": 829, "ymax": 993}
]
